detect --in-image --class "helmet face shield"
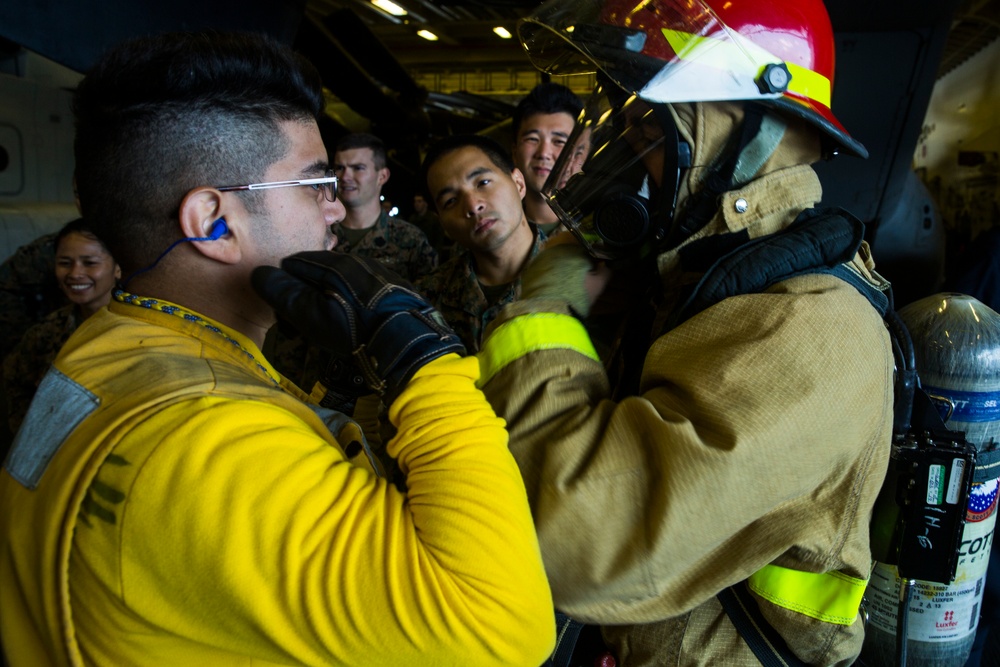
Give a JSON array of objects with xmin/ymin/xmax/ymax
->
[
  {"xmin": 542, "ymin": 84, "xmax": 678, "ymax": 261},
  {"xmin": 520, "ymin": 0, "xmax": 796, "ymax": 105},
  {"xmin": 518, "ymin": 0, "xmax": 866, "ymax": 158}
]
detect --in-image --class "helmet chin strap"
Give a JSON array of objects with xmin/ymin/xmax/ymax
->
[{"xmin": 663, "ymin": 103, "xmax": 787, "ymax": 250}]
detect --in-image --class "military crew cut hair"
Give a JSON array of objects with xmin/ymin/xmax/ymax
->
[
  {"xmin": 511, "ymin": 82, "xmax": 584, "ymax": 139},
  {"xmin": 73, "ymin": 31, "xmax": 324, "ymax": 274},
  {"xmin": 334, "ymin": 133, "xmax": 389, "ymax": 170},
  {"xmin": 420, "ymin": 135, "xmax": 516, "ymax": 197}
]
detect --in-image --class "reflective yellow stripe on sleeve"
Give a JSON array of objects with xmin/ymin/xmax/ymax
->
[
  {"xmin": 748, "ymin": 564, "xmax": 868, "ymax": 626},
  {"xmin": 477, "ymin": 313, "xmax": 599, "ymax": 387}
]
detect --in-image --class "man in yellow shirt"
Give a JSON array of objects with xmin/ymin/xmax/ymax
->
[{"xmin": 0, "ymin": 31, "xmax": 554, "ymax": 667}]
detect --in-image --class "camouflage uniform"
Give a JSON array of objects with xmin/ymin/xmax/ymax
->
[
  {"xmin": 331, "ymin": 212, "xmax": 437, "ymax": 282},
  {"xmin": 0, "ymin": 233, "xmax": 67, "ymax": 353},
  {"xmin": 3, "ymin": 304, "xmax": 79, "ymax": 433},
  {"xmin": 416, "ymin": 225, "xmax": 545, "ymax": 353}
]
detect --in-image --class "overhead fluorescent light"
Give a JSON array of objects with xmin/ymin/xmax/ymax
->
[
  {"xmin": 371, "ymin": 0, "xmax": 407, "ymax": 17},
  {"xmin": 493, "ymin": 26, "xmax": 512, "ymax": 39},
  {"xmin": 417, "ymin": 29, "xmax": 439, "ymax": 41}
]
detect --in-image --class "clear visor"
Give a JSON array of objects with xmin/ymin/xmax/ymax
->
[
  {"xmin": 519, "ymin": 0, "xmax": 788, "ymax": 105},
  {"xmin": 542, "ymin": 84, "xmax": 669, "ymax": 260}
]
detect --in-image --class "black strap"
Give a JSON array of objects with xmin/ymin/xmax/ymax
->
[
  {"xmin": 975, "ymin": 445, "xmax": 1000, "ymax": 484},
  {"xmin": 717, "ymin": 584, "xmax": 809, "ymax": 667},
  {"xmin": 542, "ymin": 611, "xmax": 587, "ymax": 667},
  {"xmin": 667, "ymin": 208, "xmax": 870, "ymax": 333}
]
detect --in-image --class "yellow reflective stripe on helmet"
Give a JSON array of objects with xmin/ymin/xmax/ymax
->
[
  {"xmin": 477, "ymin": 314, "xmax": 599, "ymax": 387},
  {"xmin": 660, "ymin": 29, "xmax": 830, "ymax": 108},
  {"xmin": 783, "ymin": 61, "xmax": 831, "ymax": 108},
  {"xmin": 748, "ymin": 565, "xmax": 867, "ymax": 626}
]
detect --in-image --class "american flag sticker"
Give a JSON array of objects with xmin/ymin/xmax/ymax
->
[{"xmin": 968, "ymin": 479, "xmax": 1000, "ymax": 522}]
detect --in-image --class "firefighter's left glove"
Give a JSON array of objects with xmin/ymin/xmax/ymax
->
[
  {"xmin": 253, "ymin": 251, "xmax": 465, "ymax": 406},
  {"xmin": 522, "ymin": 242, "xmax": 601, "ymax": 318}
]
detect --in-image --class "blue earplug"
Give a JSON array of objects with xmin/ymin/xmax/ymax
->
[{"xmin": 208, "ymin": 217, "xmax": 228, "ymax": 240}]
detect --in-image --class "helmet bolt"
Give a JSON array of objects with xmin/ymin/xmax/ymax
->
[{"xmin": 757, "ymin": 63, "xmax": 792, "ymax": 95}]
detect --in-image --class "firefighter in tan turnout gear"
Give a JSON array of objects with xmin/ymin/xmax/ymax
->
[{"xmin": 477, "ymin": 0, "xmax": 896, "ymax": 664}]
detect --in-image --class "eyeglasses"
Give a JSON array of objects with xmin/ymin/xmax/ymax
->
[{"xmin": 216, "ymin": 170, "xmax": 338, "ymax": 202}]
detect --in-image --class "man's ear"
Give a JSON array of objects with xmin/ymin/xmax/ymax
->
[
  {"xmin": 377, "ymin": 167, "xmax": 390, "ymax": 188},
  {"xmin": 511, "ymin": 168, "xmax": 527, "ymax": 201},
  {"xmin": 178, "ymin": 188, "xmax": 241, "ymax": 265}
]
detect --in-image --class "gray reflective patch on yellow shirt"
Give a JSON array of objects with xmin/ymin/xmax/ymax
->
[
  {"xmin": 308, "ymin": 404, "xmax": 384, "ymax": 478},
  {"xmin": 3, "ymin": 368, "xmax": 99, "ymax": 489}
]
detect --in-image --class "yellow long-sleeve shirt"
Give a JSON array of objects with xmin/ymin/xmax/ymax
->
[{"xmin": 0, "ymin": 296, "xmax": 554, "ymax": 666}]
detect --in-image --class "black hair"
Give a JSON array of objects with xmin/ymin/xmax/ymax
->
[
  {"xmin": 73, "ymin": 31, "xmax": 324, "ymax": 273},
  {"xmin": 55, "ymin": 218, "xmax": 113, "ymax": 258},
  {"xmin": 511, "ymin": 82, "xmax": 584, "ymax": 139},
  {"xmin": 420, "ymin": 134, "xmax": 516, "ymax": 198},
  {"xmin": 334, "ymin": 132, "xmax": 388, "ymax": 170}
]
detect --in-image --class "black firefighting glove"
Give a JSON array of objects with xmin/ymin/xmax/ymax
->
[{"xmin": 252, "ymin": 251, "xmax": 465, "ymax": 407}]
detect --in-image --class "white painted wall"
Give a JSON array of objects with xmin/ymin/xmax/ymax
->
[
  {"xmin": 914, "ymin": 38, "xmax": 1000, "ymax": 239},
  {"xmin": 0, "ymin": 49, "xmax": 81, "ymax": 260},
  {"xmin": 915, "ymin": 39, "xmax": 1000, "ymax": 177}
]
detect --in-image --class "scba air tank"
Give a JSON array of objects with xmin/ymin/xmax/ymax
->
[{"xmin": 862, "ymin": 293, "xmax": 1000, "ymax": 666}]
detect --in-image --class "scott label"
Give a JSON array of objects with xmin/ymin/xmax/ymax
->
[{"xmin": 923, "ymin": 386, "xmax": 1000, "ymax": 423}]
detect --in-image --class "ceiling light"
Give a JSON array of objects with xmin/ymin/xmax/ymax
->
[
  {"xmin": 493, "ymin": 26, "xmax": 512, "ymax": 39},
  {"xmin": 371, "ymin": 0, "xmax": 407, "ymax": 17},
  {"xmin": 417, "ymin": 29, "xmax": 439, "ymax": 41}
]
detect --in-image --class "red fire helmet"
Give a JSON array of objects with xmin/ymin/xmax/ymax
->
[{"xmin": 518, "ymin": 0, "xmax": 867, "ymax": 158}]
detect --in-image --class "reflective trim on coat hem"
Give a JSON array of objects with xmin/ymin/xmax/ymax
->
[{"xmin": 748, "ymin": 564, "xmax": 867, "ymax": 626}]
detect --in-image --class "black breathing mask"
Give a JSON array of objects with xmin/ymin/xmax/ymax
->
[{"xmin": 541, "ymin": 82, "xmax": 689, "ymax": 262}]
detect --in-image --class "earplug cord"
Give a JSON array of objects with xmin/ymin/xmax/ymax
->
[{"xmin": 121, "ymin": 219, "xmax": 227, "ymax": 290}]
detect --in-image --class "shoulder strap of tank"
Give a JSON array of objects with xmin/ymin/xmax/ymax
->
[
  {"xmin": 717, "ymin": 584, "xmax": 809, "ymax": 667},
  {"xmin": 667, "ymin": 207, "xmax": 880, "ymax": 331}
]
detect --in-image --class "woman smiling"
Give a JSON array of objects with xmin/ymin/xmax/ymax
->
[{"xmin": 3, "ymin": 218, "xmax": 119, "ymax": 432}]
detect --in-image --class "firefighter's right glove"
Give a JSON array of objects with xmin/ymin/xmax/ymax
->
[
  {"xmin": 521, "ymin": 242, "xmax": 603, "ymax": 318},
  {"xmin": 252, "ymin": 251, "xmax": 465, "ymax": 406}
]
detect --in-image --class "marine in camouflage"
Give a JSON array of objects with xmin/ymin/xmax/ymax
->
[
  {"xmin": 416, "ymin": 225, "xmax": 545, "ymax": 353},
  {"xmin": 331, "ymin": 211, "xmax": 437, "ymax": 283}
]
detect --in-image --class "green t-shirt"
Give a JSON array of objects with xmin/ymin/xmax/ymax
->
[{"xmin": 336, "ymin": 225, "xmax": 374, "ymax": 248}]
